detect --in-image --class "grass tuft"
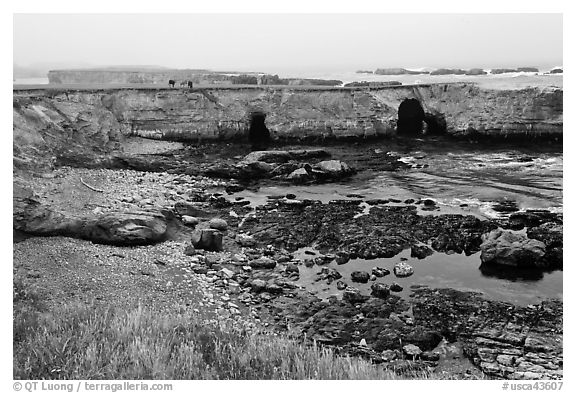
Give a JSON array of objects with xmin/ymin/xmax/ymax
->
[{"xmin": 14, "ymin": 300, "xmax": 410, "ymax": 380}]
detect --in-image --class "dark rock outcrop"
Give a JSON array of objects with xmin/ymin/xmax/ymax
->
[
  {"xmin": 526, "ymin": 222, "xmax": 563, "ymax": 268},
  {"xmin": 430, "ymin": 68, "xmax": 466, "ymax": 75},
  {"xmin": 410, "ymin": 245, "xmax": 434, "ymax": 259},
  {"xmin": 370, "ymin": 283, "xmax": 390, "ymax": 299},
  {"xmin": 351, "ymin": 271, "xmax": 370, "ymax": 283}
]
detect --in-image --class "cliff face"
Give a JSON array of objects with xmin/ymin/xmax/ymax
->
[{"xmin": 13, "ymin": 84, "xmax": 562, "ymax": 169}]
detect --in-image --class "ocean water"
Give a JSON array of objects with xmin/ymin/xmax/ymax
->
[
  {"xmin": 226, "ymin": 141, "xmax": 562, "ymax": 306},
  {"xmin": 279, "ymin": 70, "xmax": 563, "ymax": 90}
]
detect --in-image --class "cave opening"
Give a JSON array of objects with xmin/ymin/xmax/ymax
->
[
  {"xmin": 424, "ymin": 112, "xmax": 447, "ymax": 135},
  {"xmin": 248, "ymin": 112, "xmax": 271, "ymax": 149},
  {"xmin": 397, "ymin": 98, "xmax": 425, "ymax": 135}
]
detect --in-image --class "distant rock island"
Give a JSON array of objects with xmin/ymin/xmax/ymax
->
[
  {"xmin": 344, "ymin": 81, "xmax": 402, "ymax": 87},
  {"xmin": 362, "ymin": 67, "xmax": 544, "ymax": 76},
  {"xmin": 374, "ymin": 68, "xmax": 428, "ymax": 75}
]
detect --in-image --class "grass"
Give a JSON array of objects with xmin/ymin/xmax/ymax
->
[{"xmin": 14, "ymin": 276, "xmax": 414, "ymax": 380}]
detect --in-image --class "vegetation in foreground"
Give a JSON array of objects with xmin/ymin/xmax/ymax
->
[{"xmin": 14, "ymin": 276, "xmax": 425, "ymax": 380}]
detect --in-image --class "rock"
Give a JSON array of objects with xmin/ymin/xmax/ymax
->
[
  {"xmin": 287, "ymin": 168, "xmax": 311, "ymax": 182},
  {"xmin": 250, "ymin": 279, "xmax": 267, "ymax": 293},
  {"xmin": 238, "ymin": 161, "xmax": 277, "ymax": 178},
  {"xmin": 285, "ymin": 193, "xmax": 297, "ymax": 199},
  {"xmin": 381, "ymin": 350, "xmax": 398, "ymax": 361},
  {"xmin": 192, "ymin": 266, "xmax": 208, "ymax": 274},
  {"xmin": 403, "ymin": 344, "xmax": 422, "ymax": 358},
  {"xmin": 314, "ymin": 256, "xmax": 331, "ymax": 266},
  {"xmin": 236, "ymin": 233, "xmax": 257, "ymax": 247},
  {"xmin": 318, "ymin": 267, "xmax": 342, "ymax": 280},
  {"xmin": 184, "ymin": 244, "xmax": 197, "ymax": 256},
  {"xmin": 394, "ymin": 262, "xmax": 414, "ymax": 277},
  {"xmin": 526, "ymin": 222, "xmax": 563, "ymax": 268},
  {"xmin": 480, "ymin": 229, "xmax": 546, "ymax": 268},
  {"xmin": 182, "ymin": 215, "xmax": 199, "ymax": 226},
  {"xmin": 410, "ymin": 245, "xmax": 434, "ymax": 259},
  {"xmin": 209, "ymin": 218, "xmax": 228, "ymax": 231},
  {"xmin": 371, "ymin": 266, "xmax": 390, "ymax": 277},
  {"xmin": 191, "ymin": 229, "xmax": 223, "ymax": 252},
  {"xmin": 342, "ymin": 287, "xmax": 368, "ymax": 304},
  {"xmin": 248, "ymin": 257, "xmax": 277, "ymax": 269},
  {"xmin": 265, "ymin": 283, "xmax": 283, "ymax": 294},
  {"xmin": 516, "ymin": 67, "xmax": 539, "ymax": 73},
  {"xmin": 370, "ymin": 283, "xmax": 390, "ymax": 299},
  {"xmin": 220, "ymin": 268, "xmax": 235, "ymax": 279},
  {"xmin": 351, "ymin": 271, "xmax": 370, "ymax": 283},
  {"xmin": 493, "ymin": 200, "xmax": 519, "ymax": 213},
  {"xmin": 390, "ymin": 283, "xmax": 403, "ymax": 292},
  {"xmin": 430, "ymin": 68, "xmax": 467, "ymax": 75},
  {"xmin": 285, "ymin": 264, "xmax": 300, "ymax": 275},
  {"xmin": 466, "ymin": 68, "xmax": 488, "ymax": 75},
  {"xmin": 508, "ymin": 210, "xmax": 559, "ymax": 229},
  {"xmin": 85, "ymin": 211, "xmax": 169, "ymax": 245},
  {"xmin": 174, "ymin": 201, "xmax": 209, "ymax": 217},
  {"xmin": 336, "ymin": 280, "xmax": 348, "ymax": 290},
  {"xmin": 242, "ymin": 150, "xmax": 292, "ymax": 164},
  {"xmin": 315, "ymin": 160, "xmax": 354, "ymax": 178},
  {"xmin": 422, "ymin": 199, "xmax": 436, "ymax": 207},
  {"xmin": 375, "ymin": 68, "xmax": 428, "ymax": 75},
  {"xmin": 335, "ymin": 251, "xmax": 351, "ymax": 265}
]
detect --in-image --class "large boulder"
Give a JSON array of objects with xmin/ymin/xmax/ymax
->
[
  {"xmin": 314, "ymin": 160, "xmax": 354, "ymax": 178},
  {"xmin": 14, "ymin": 185, "xmax": 169, "ymax": 246},
  {"xmin": 480, "ymin": 229, "xmax": 546, "ymax": 268},
  {"xmin": 394, "ymin": 262, "xmax": 414, "ymax": 277},
  {"xmin": 242, "ymin": 150, "xmax": 292, "ymax": 164},
  {"xmin": 287, "ymin": 168, "xmax": 312, "ymax": 182},
  {"xmin": 191, "ymin": 229, "xmax": 223, "ymax": 251},
  {"xmin": 351, "ymin": 271, "xmax": 370, "ymax": 283},
  {"xmin": 209, "ymin": 218, "xmax": 228, "ymax": 231},
  {"xmin": 242, "ymin": 149, "xmax": 330, "ymax": 164},
  {"xmin": 370, "ymin": 283, "xmax": 390, "ymax": 299},
  {"xmin": 248, "ymin": 257, "xmax": 277, "ymax": 269},
  {"xmin": 342, "ymin": 287, "xmax": 369, "ymax": 304},
  {"xmin": 85, "ymin": 211, "xmax": 168, "ymax": 245}
]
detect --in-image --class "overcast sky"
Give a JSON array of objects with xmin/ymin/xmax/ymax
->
[{"xmin": 13, "ymin": 13, "xmax": 563, "ymax": 72}]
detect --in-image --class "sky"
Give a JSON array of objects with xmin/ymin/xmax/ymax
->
[{"xmin": 13, "ymin": 13, "xmax": 563, "ymax": 74}]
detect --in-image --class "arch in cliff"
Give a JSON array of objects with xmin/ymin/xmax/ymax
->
[
  {"xmin": 248, "ymin": 111, "xmax": 271, "ymax": 148},
  {"xmin": 424, "ymin": 110, "xmax": 447, "ymax": 135},
  {"xmin": 397, "ymin": 98, "xmax": 425, "ymax": 135},
  {"xmin": 397, "ymin": 98, "xmax": 447, "ymax": 136}
]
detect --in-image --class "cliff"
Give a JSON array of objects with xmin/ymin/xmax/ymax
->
[{"xmin": 13, "ymin": 83, "xmax": 562, "ymax": 169}]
